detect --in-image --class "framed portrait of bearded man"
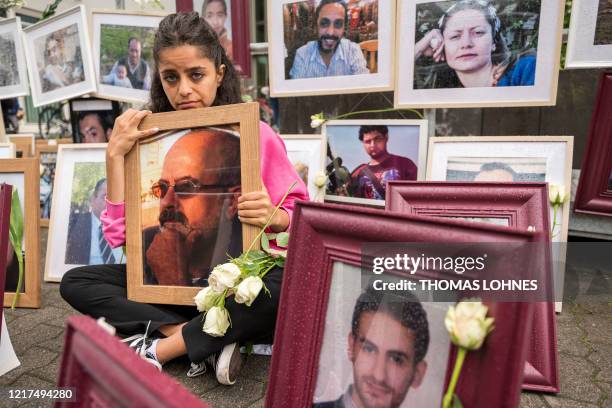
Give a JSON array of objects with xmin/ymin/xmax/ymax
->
[{"xmin": 125, "ymin": 103, "xmax": 261, "ymax": 305}]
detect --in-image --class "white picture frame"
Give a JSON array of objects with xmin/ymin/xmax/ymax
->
[
  {"xmin": 268, "ymin": 0, "xmax": 395, "ymax": 97},
  {"xmin": 566, "ymin": 0, "xmax": 612, "ymax": 68},
  {"xmin": 22, "ymin": 5, "xmax": 96, "ymax": 107},
  {"xmin": 323, "ymin": 119, "xmax": 429, "ymax": 207},
  {"xmin": 0, "ymin": 143, "xmax": 16, "ymax": 159},
  {"xmin": 395, "ymin": 0, "xmax": 564, "ymax": 108},
  {"xmin": 0, "ymin": 17, "xmax": 29, "ymax": 99},
  {"xmin": 281, "ymin": 134, "xmax": 326, "ymax": 200},
  {"xmin": 427, "ymin": 136, "xmax": 574, "ymax": 311},
  {"xmin": 91, "ymin": 10, "xmax": 165, "ymax": 104},
  {"xmin": 45, "ymin": 144, "xmax": 121, "ymax": 282}
]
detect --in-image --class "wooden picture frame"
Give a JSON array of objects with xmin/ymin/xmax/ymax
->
[
  {"xmin": 386, "ymin": 181, "xmax": 559, "ymax": 393},
  {"xmin": 574, "ymin": 72, "xmax": 612, "ymax": 217},
  {"xmin": 280, "ymin": 134, "xmax": 326, "ymax": 200},
  {"xmin": 566, "ymin": 0, "xmax": 612, "ymax": 68},
  {"xmin": 36, "ymin": 144, "xmax": 58, "ymax": 227},
  {"xmin": 268, "ymin": 0, "xmax": 396, "ymax": 97},
  {"xmin": 125, "ymin": 103, "xmax": 261, "ymax": 305},
  {"xmin": 1, "ymin": 159, "xmax": 40, "ymax": 308},
  {"xmin": 0, "ymin": 17, "xmax": 29, "ymax": 99},
  {"xmin": 323, "ymin": 119, "xmax": 429, "ymax": 207},
  {"xmin": 267, "ymin": 201, "xmax": 536, "ymax": 407},
  {"xmin": 45, "ymin": 144, "xmax": 110, "ymax": 282},
  {"xmin": 8, "ymin": 134, "xmax": 35, "ymax": 157},
  {"xmin": 395, "ymin": 0, "xmax": 564, "ymax": 108},
  {"xmin": 56, "ymin": 316, "xmax": 211, "ymax": 408},
  {"xmin": 90, "ymin": 9, "xmax": 166, "ymax": 104},
  {"xmin": 0, "ymin": 183, "xmax": 13, "ymax": 334},
  {"xmin": 22, "ymin": 5, "xmax": 97, "ymax": 107}
]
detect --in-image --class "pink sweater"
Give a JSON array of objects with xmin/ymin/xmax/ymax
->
[{"xmin": 101, "ymin": 122, "xmax": 310, "ymax": 248}]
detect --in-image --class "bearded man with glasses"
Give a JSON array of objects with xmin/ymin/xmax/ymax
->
[
  {"xmin": 144, "ymin": 128, "xmax": 242, "ymax": 286},
  {"xmin": 289, "ymin": 0, "xmax": 369, "ymax": 79}
]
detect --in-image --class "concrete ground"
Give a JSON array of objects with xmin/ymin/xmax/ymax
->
[{"xmin": 0, "ymin": 229, "xmax": 610, "ymax": 407}]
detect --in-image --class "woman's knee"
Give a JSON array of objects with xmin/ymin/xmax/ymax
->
[{"xmin": 59, "ymin": 266, "xmax": 91, "ymax": 305}]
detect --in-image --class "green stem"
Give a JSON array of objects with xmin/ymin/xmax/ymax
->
[
  {"xmin": 259, "ymin": 262, "xmax": 276, "ymax": 279},
  {"xmin": 245, "ymin": 181, "xmax": 297, "ymax": 256},
  {"xmin": 442, "ymin": 347, "xmax": 467, "ymax": 408},
  {"xmin": 333, "ymin": 107, "xmax": 424, "ymax": 120},
  {"xmin": 551, "ymin": 204, "xmax": 559, "ymax": 238},
  {"xmin": 11, "ymin": 249, "xmax": 23, "ymax": 309}
]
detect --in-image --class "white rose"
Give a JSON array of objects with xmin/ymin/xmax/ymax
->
[
  {"xmin": 203, "ymin": 306, "xmax": 231, "ymax": 337},
  {"xmin": 234, "ymin": 276, "xmax": 264, "ymax": 306},
  {"xmin": 310, "ymin": 118, "xmax": 324, "ymax": 128},
  {"xmin": 208, "ymin": 263, "xmax": 242, "ymax": 292},
  {"xmin": 548, "ymin": 184, "xmax": 568, "ymax": 206},
  {"xmin": 194, "ymin": 287, "xmax": 218, "ymax": 312},
  {"xmin": 444, "ymin": 300, "xmax": 494, "ymax": 350},
  {"xmin": 314, "ymin": 173, "xmax": 327, "ymax": 188}
]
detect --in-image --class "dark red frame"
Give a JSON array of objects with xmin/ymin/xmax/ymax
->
[
  {"xmin": 267, "ymin": 202, "xmax": 536, "ymax": 408},
  {"xmin": 56, "ymin": 316, "xmax": 210, "ymax": 408},
  {"xmin": 180, "ymin": 0, "xmax": 252, "ymax": 77},
  {"xmin": 0, "ymin": 183, "xmax": 13, "ymax": 340},
  {"xmin": 574, "ymin": 71, "xmax": 612, "ymax": 217},
  {"xmin": 386, "ymin": 181, "xmax": 560, "ymax": 393}
]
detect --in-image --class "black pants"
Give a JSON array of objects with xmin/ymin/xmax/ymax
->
[{"xmin": 59, "ymin": 263, "xmax": 282, "ymax": 363}]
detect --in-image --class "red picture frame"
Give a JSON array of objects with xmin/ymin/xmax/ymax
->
[
  {"xmin": 0, "ymin": 183, "xmax": 13, "ymax": 339},
  {"xmin": 386, "ymin": 181, "xmax": 560, "ymax": 393},
  {"xmin": 56, "ymin": 316, "xmax": 210, "ymax": 408},
  {"xmin": 574, "ymin": 71, "xmax": 612, "ymax": 217},
  {"xmin": 267, "ymin": 202, "xmax": 537, "ymax": 408}
]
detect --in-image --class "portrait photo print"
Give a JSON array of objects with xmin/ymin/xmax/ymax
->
[
  {"xmin": 324, "ymin": 120, "xmax": 428, "ymax": 206},
  {"xmin": 268, "ymin": 0, "xmax": 395, "ymax": 96},
  {"xmin": 23, "ymin": 5, "xmax": 95, "ymax": 107},
  {"xmin": 0, "ymin": 18, "xmax": 29, "ymax": 99},
  {"xmin": 395, "ymin": 0, "xmax": 564, "ymax": 107},
  {"xmin": 92, "ymin": 11, "xmax": 163, "ymax": 103}
]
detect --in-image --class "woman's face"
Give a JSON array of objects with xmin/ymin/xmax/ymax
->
[
  {"xmin": 442, "ymin": 9, "xmax": 494, "ymax": 73},
  {"xmin": 157, "ymin": 45, "xmax": 225, "ymax": 110},
  {"xmin": 204, "ymin": 1, "xmax": 227, "ymax": 36}
]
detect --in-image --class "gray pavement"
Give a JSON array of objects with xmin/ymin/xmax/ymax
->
[{"xmin": 1, "ymin": 229, "xmax": 610, "ymax": 407}]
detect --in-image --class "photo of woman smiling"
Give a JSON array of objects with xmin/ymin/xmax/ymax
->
[{"xmin": 413, "ymin": 0, "xmax": 538, "ymax": 89}]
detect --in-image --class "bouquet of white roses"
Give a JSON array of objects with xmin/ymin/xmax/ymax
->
[{"xmin": 193, "ymin": 182, "xmax": 294, "ymax": 337}]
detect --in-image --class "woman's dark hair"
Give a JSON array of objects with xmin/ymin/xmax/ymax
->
[
  {"xmin": 149, "ymin": 12, "xmax": 241, "ymax": 113},
  {"xmin": 202, "ymin": 0, "xmax": 227, "ymax": 15},
  {"xmin": 428, "ymin": 0, "xmax": 512, "ymax": 88}
]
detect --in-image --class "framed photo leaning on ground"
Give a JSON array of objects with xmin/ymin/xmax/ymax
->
[
  {"xmin": 395, "ymin": 0, "xmax": 564, "ymax": 108},
  {"xmin": 36, "ymin": 144, "xmax": 58, "ymax": 227},
  {"xmin": 268, "ymin": 0, "xmax": 395, "ymax": 96},
  {"xmin": 281, "ymin": 134, "xmax": 326, "ymax": 200},
  {"xmin": 125, "ymin": 103, "xmax": 261, "ymax": 305},
  {"xmin": 8, "ymin": 134, "xmax": 35, "ymax": 158},
  {"xmin": 22, "ymin": 5, "xmax": 96, "ymax": 107},
  {"xmin": 566, "ymin": 0, "xmax": 612, "ymax": 68},
  {"xmin": 0, "ymin": 18, "xmax": 29, "ymax": 99},
  {"xmin": 45, "ymin": 144, "xmax": 121, "ymax": 282},
  {"xmin": 267, "ymin": 201, "xmax": 536, "ymax": 408},
  {"xmin": 91, "ymin": 10, "xmax": 165, "ymax": 104},
  {"xmin": 1, "ymin": 159, "xmax": 40, "ymax": 308},
  {"xmin": 323, "ymin": 119, "xmax": 428, "ymax": 207}
]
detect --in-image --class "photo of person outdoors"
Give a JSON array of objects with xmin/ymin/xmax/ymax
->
[
  {"xmin": 413, "ymin": 0, "xmax": 539, "ymax": 89},
  {"xmin": 138, "ymin": 128, "xmax": 243, "ymax": 287},
  {"xmin": 284, "ymin": 0, "xmax": 377, "ymax": 79},
  {"xmin": 39, "ymin": 152, "xmax": 57, "ymax": 219},
  {"xmin": 595, "ymin": 0, "xmax": 612, "ymax": 45},
  {"xmin": 445, "ymin": 157, "xmax": 546, "ymax": 181},
  {"xmin": 199, "ymin": 0, "xmax": 234, "ymax": 60},
  {"xmin": 65, "ymin": 168, "xmax": 124, "ymax": 265},
  {"xmin": 326, "ymin": 123, "xmax": 423, "ymax": 202},
  {"xmin": 99, "ymin": 25, "xmax": 156, "ymax": 90},
  {"xmin": 0, "ymin": 33, "xmax": 19, "ymax": 87},
  {"xmin": 34, "ymin": 25, "xmax": 85, "ymax": 93}
]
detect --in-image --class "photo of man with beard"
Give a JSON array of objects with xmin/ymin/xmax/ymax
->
[
  {"xmin": 314, "ymin": 288, "xmax": 430, "ymax": 408},
  {"xmin": 141, "ymin": 128, "xmax": 242, "ymax": 287},
  {"xmin": 289, "ymin": 0, "xmax": 369, "ymax": 79}
]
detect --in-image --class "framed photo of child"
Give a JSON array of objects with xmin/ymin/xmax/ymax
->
[{"xmin": 125, "ymin": 103, "xmax": 261, "ymax": 305}]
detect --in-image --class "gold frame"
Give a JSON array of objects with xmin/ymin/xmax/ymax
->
[
  {"xmin": 2, "ymin": 159, "xmax": 41, "ymax": 308},
  {"xmin": 36, "ymin": 144, "xmax": 59, "ymax": 227},
  {"xmin": 125, "ymin": 103, "xmax": 262, "ymax": 305}
]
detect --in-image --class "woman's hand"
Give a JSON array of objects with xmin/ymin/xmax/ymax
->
[
  {"xmin": 415, "ymin": 29, "xmax": 445, "ymax": 62},
  {"xmin": 106, "ymin": 109, "xmax": 158, "ymax": 160},
  {"xmin": 491, "ymin": 63, "xmax": 508, "ymax": 86},
  {"xmin": 237, "ymin": 189, "xmax": 289, "ymax": 232}
]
